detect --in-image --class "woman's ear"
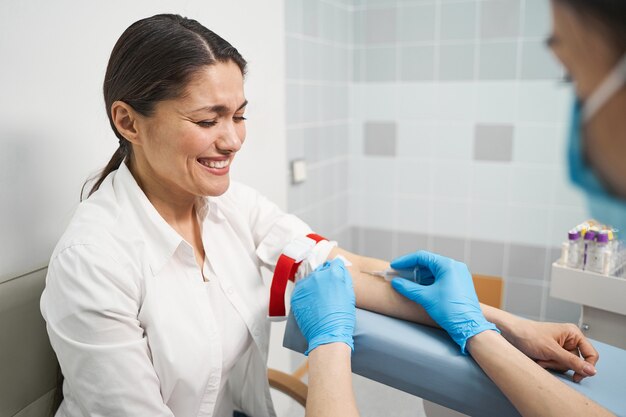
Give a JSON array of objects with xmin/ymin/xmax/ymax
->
[{"xmin": 111, "ymin": 101, "xmax": 143, "ymax": 145}]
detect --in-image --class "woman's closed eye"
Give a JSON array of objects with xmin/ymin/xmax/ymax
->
[
  {"xmin": 196, "ymin": 120, "xmax": 217, "ymax": 128},
  {"xmin": 196, "ymin": 115, "xmax": 246, "ymax": 127}
]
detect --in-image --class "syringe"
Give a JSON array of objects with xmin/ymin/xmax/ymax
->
[{"xmin": 362, "ymin": 266, "xmax": 435, "ymax": 285}]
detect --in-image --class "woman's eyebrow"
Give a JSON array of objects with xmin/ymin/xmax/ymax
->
[{"xmin": 190, "ymin": 99, "xmax": 248, "ymax": 115}]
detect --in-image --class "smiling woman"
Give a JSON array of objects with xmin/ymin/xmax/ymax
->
[
  {"xmin": 39, "ymin": 11, "xmax": 608, "ymax": 417},
  {"xmin": 112, "ymin": 63, "xmax": 248, "ymax": 205},
  {"xmin": 85, "ymin": 14, "xmax": 248, "ymax": 200}
]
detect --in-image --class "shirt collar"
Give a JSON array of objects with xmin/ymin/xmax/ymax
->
[{"xmin": 113, "ymin": 163, "xmax": 190, "ymax": 276}]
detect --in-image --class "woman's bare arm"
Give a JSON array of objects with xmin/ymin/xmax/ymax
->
[
  {"xmin": 330, "ymin": 246, "xmax": 599, "ymax": 381},
  {"xmin": 306, "ymin": 343, "xmax": 360, "ymax": 417},
  {"xmin": 467, "ymin": 331, "xmax": 614, "ymax": 417},
  {"xmin": 330, "ymin": 246, "xmax": 436, "ymax": 325}
]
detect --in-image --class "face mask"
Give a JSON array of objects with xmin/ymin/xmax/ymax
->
[{"xmin": 567, "ymin": 53, "xmax": 626, "ymax": 234}]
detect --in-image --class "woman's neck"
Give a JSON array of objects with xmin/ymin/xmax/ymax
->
[{"xmin": 126, "ymin": 159, "xmax": 199, "ymax": 228}]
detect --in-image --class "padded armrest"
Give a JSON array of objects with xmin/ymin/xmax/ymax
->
[{"xmin": 283, "ymin": 309, "xmax": 626, "ymax": 417}]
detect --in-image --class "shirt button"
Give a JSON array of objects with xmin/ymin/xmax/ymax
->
[{"xmin": 226, "ymin": 287, "xmax": 234, "ymax": 295}]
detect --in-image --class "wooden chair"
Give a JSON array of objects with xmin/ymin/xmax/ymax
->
[
  {"xmin": 271, "ymin": 274, "xmax": 504, "ymax": 408},
  {"xmin": 268, "ymin": 361, "xmax": 309, "ymax": 407}
]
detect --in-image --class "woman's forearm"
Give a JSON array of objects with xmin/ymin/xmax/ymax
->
[
  {"xmin": 330, "ymin": 247, "xmax": 436, "ymax": 326},
  {"xmin": 331, "ymin": 247, "xmax": 525, "ymax": 330},
  {"xmin": 467, "ymin": 331, "xmax": 614, "ymax": 417},
  {"xmin": 307, "ymin": 343, "xmax": 360, "ymax": 417}
]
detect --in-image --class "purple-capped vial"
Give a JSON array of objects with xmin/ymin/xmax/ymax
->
[
  {"xmin": 568, "ymin": 230, "xmax": 581, "ymax": 241},
  {"xmin": 584, "ymin": 230, "xmax": 597, "ymax": 241}
]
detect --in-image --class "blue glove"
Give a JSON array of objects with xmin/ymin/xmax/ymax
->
[
  {"xmin": 290, "ymin": 258, "xmax": 356, "ymax": 356},
  {"xmin": 390, "ymin": 251, "xmax": 499, "ymax": 354}
]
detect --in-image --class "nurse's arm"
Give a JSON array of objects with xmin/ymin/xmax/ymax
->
[
  {"xmin": 467, "ymin": 330, "xmax": 615, "ymax": 417},
  {"xmin": 329, "ymin": 247, "xmax": 600, "ymax": 381}
]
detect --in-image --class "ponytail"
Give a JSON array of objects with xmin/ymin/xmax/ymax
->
[{"xmin": 80, "ymin": 140, "xmax": 130, "ymax": 201}]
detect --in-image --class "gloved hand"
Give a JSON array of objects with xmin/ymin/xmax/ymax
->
[
  {"xmin": 390, "ymin": 251, "xmax": 499, "ymax": 354},
  {"xmin": 290, "ymin": 258, "xmax": 356, "ymax": 356}
]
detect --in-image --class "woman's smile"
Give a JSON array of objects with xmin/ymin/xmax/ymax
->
[{"xmin": 196, "ymin": 156, "xmax": 232, "ymax": 176}]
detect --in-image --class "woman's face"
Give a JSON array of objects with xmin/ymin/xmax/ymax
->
[
  {"xmin": 133, "ymin": 61, "xmax": 247, "ymax": 200},
  {"xmin": 549, "ymin": 1, "xmax": 626, "ymax": 197}
]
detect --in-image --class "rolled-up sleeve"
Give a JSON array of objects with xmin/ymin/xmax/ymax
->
[
  {"xmin": 245, "ymin": 189, "xmax": 312, "ymax": 270},
  {"xmin": 41, "ymin": 244, "xmax": 174, "ymax": 417},
  {"xmin": 233, "ymin": 183, "xmax": 336, "ymax": 275}
]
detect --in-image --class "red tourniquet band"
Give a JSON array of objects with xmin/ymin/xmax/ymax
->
[{"xmin": 268, "ymin": 233, "xmax": 327, "ymax": 318}]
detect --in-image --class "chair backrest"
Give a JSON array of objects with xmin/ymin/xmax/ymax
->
[
  {"xmin": 472, "ymin": 274, "xmax": 503, "ymax": 309},
  {"xmin": 0, "ymin": 268, "xmax": 58, "ymax": 417}
]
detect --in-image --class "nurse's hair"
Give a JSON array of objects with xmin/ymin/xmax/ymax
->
[
  {"xmin": 556, "ymin": 0, "xmax": 626, "ymax": 50},
  {"xmin": 83, "ymin": 14, "xmax": 247, "ymax": 199}
]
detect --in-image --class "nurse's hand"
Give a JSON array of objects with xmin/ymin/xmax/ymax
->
[
  {"xmin": 500, "ymin": 319, "xmax": 599, "ymax": 383},
  {"xmin": 291, "ymin": 258, "xmax": 356, "ymax": 356},
  {"xmin": 390, "ymin": 251, "xmax": 499, "ymax": 354}
]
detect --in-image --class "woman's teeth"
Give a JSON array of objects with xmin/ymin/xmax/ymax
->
[{"xmin": 199, "ymin": 159, "xmax": 230, "ymax": 169}]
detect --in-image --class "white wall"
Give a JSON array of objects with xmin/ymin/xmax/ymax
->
[{"xmin": 0, "ymin": 0, "xmax": 288, "ymax": 281}]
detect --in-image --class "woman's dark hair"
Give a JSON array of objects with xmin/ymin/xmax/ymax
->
[
  {"xmin": 82, "ymin": 14, "xmax": 247, "ymax": 199},
  {"xmin": 556, "ymin": 0, "xmax": 626, "ymax": 50}
]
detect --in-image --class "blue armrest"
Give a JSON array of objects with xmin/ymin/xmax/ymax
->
[{"xmin": 283, "ymin": 309, "xmax": 626, "ymax": 417}]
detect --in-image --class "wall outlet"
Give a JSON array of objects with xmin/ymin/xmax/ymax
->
[{"xmin": 291, "ymin": 159, "xmax": 307, "ymax": 184}]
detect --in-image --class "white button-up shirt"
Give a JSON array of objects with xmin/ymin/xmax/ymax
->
[{"xmin": 40, "ymin": 162, "xmax": 314, "ymax": 417}]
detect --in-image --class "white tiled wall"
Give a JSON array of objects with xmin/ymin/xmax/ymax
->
[{"xmin": 285, "ymin": 0, "xmax": 587, "ymax": 323}]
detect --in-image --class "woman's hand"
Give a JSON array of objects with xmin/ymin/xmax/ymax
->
[
  {"xmin": 499, "ymin": 318, "xmax": 599, "ymax": 383},
  {"xmin": 290, "ymin": 258, "xmax": 356, "ymax": 355}
]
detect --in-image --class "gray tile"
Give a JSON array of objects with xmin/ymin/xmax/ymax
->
[
  {"xmin": 438, "ymin": 44, "xmax": 475, "ymax": 81},
  {"xmin": 362, "ymin": 227, "xmax": 394, "ymax": 260},
  {"xmin": 504, "ymin": 281, "xmax": 544, "ymax": 319},
  {"xmin": 353, "ymin": 9, "xmax": 366, "ymax": 46},
  {"xmin": 300, "ymin": 84, "xmax": 320, "ymax": 124},
  {"xmin": 302, "ymin": 0, "xmax": 320, "ymax": 37},
  {"xmin": 353, "ymin": 48, "xmax": 364, "ymax": 82},
  {"xmin": 364, "ymin": 121, "xmax": 397, "ymax": 156},
  {"xmin": 478, "ymin": 42, "xmax": 518, "ymax": 80},
  {"xmin": 286, "ymin": 129, "xmax": 304, "ymax": 161},
  {"xmin": 473, "ymin": 124, "xmax": 514, "ymax": 162},
  {"xmin": 287, "ymin": 183, "xmax": 304, "ymax": 212},
  {"xmin": 548, "ymin": 247, "xmax": 561, "ymax": 268},
  {"xmin": 364, "ymin": 47, "xmax": 397, "ymax": 82},
  {"xmin": 352, "ymin": 227, "xmax": 364, "ymax": 254},
  {"xmin": 523, "ymin": 0, "xmax": 551, "ymax": 38},
  {"xmin": 360, "ymin": 0, "xmax": 398, "ymax": 6},
  {"xmin": 337, "ymin": 159, "xmax": 349, "ymax": 193},
  {"xmin": 336, "ymin": 195, "xmax": 349, "ymax": 231},
  {"xmin": 332, "ymin": 228, "xmax": 353, "ymax": 252},
  {"xmin": 397, "ymin": 4, "xmax": 436, "ymax": 42},
  {"xmin": 507, "ymin": 243, "xmax": 547, "ymax": 280},
  {"xmin": 319, "ymin": 1, "xmax": 337, "ymax": 42},
  {"xmin": 285, "ymin": 0, "xmax": 303, "ymax": 35},
  {"xmin": 365, "ymin": 8, "xmax": 397, "ymax": 44},
  {"xmin": 303, "ymin": 126, "xmax": 322, "ymax": 163},
  {"xmin": 545, "ymin": 296, "xmax": 581, "ymax": 324},
  {"xmin": 335, "ymin": 7, "xmax": 351, "ymax": 45},
  {"xmin": 480, "ymin": 0, "xmax": 521, "ymax": 39},
  {"xmin": 301, "ymin": 39, "xmax": 322, "ymax": 81},
  {"xmin": 395, "ymin": 232, "xmax": 429, "ymax": 259},
  {"xmin": 520, "ymin": 40, "xmax": 562, "ymax": 80},
  {"xmin": 432, "ymin": 236, "xmax": 466, "ymax": 262},
  {"xmin": 400, "ymin": 45, "xmax": 435, "ymax": 81},
  {"xmin": 286, "ymin": 83, "xmax": 302, "ymax": 124},
  {"xmin": 286, "ymin": 37, "xmax": 302, "ymax": 80},
  {"xmin": 468, "ymin": 240, "xmax": 505, "ymax": 277},
  {"xmin": 440, "ymin": 1, "xmax": 478, "ymax": 41}
]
